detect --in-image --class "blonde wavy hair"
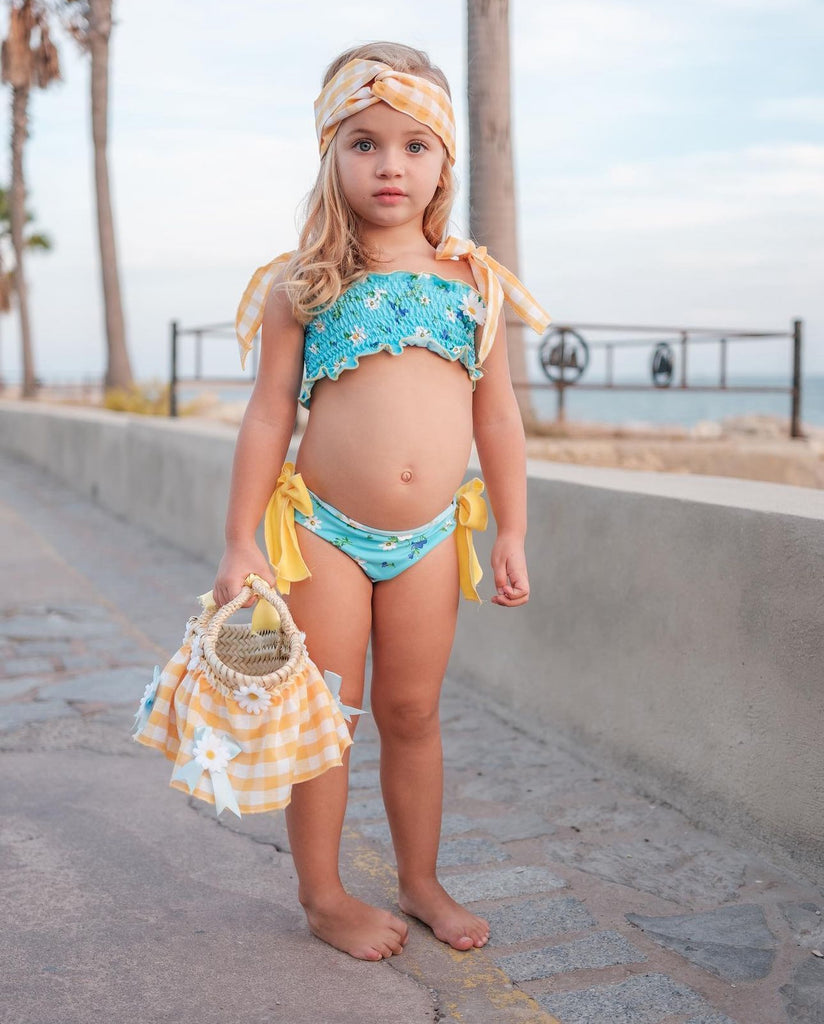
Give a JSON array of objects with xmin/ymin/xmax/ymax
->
[{"xmin": 282, "ymin": 42, "xmax": 457, "ymax": 324}]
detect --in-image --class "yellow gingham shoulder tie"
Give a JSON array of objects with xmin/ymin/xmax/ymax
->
[
  {"xmin": 235, "ymin": 251, "xmax": 294, "ymax": 370},
  {"xmin": 435, "ymin": 236, "xmax": 551, "ymax": 364}
]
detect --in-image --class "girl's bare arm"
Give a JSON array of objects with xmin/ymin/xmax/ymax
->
[
  {"xmin": 472, "ymin": 314, "xmax": 530, "ymax": 607},
  {"xmin": 212, "ymin": 282, "xmax": 305, "ymax": 606}
]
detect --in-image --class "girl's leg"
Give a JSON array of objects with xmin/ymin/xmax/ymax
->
[
  {"xmin": 285, "ymin": 527, "xmax": 408, "ymax": 961},
  {"xmin": 370, "ymin": 534, "xmax": 490, "ymax": 950}
]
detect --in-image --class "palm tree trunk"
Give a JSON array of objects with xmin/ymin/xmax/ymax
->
[
  {"xmin": 466, "ymin": 0, "xmax": 534, "ymax": 426},
  {"xmin": 10, "ymin": 83, "xmax": 35, "ymax": 397},
  {"xmin": 89, "ymin": 0, "xmax": 131, "ymax": 389}
]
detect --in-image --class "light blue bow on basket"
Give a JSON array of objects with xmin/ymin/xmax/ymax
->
[{"xmin": 171, "ymin": 725, "xmax": 243, "ymax": 818}]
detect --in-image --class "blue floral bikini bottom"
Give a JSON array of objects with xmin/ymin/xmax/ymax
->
[
  {"xmin": 294, "ymin": 489, "xmax": 457, "ymax": 583},
  {"xmin": 265, "ymin": 463, "xmax": 487, "ymax": 601}
]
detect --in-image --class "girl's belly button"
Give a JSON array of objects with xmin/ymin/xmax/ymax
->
[{"xmin": 400, "ymin": 469, "xmax": 413, "ymax": 483}]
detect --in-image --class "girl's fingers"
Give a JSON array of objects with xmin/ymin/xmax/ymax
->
[{"xmin": 492, "ymin": 572, "xmax": 530, "ymax": 606}]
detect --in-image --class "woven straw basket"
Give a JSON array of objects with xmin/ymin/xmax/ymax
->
[{"xmin": 134, "ymin": 575, "xmax": 352, "ymax": 817}]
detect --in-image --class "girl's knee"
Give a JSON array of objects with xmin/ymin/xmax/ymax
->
[{"xmin": 372, "ymin": 697, "xmax": 440, "ymax": 743}]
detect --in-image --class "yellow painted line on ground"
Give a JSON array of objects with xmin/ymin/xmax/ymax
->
[{"xmin": 346, "ymin": 827, "xmax": 562, "ymax": 1024}]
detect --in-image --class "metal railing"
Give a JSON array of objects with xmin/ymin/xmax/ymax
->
[
  {"xmin": 169, "ymin": 317, "xmax": 804, "ymax": 437},
  {"xmin": 512, "ymin": 318, "xmax": 803, "ymax": 438},
  {"xmin": 168, "ymin": 319, "xmax": 250, "ymax": 418}
]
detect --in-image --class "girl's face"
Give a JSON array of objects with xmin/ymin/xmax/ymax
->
[{"xmin": 335, "ymin": 102, "xmax": 446, "ymax": 233}]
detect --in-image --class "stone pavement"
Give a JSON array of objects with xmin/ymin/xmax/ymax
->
[{"xmin": 2, "ymin": 449, "xmax": 823, "ymax": 1024}]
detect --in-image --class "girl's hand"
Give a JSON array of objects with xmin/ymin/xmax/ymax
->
[
  {"xmin": 213, "ymin": 542, "xmax": 275, "ymax": 608},
  {"xmin": 490, "ymin": 538, "xmax": 530, "ymax": 607}
]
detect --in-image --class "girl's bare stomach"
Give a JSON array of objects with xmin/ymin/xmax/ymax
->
[{"xmin": 295, "ymin": 349, "xmax": 474, "ymax": 530}]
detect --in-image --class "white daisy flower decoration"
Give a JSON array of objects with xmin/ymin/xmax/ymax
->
[
  {"xmin": 314, "ymin": 319, "xmax": 326, "ymax": 332},
  {"xmin": 302, "ymin": 515, "xmax": 322, "ymax": 532},
  {"xmin": 459, "ymin": 293, "xmax": 487, "ymax": 325},
  {"xmin": 418, "ymin": 294, "xmax": 431, "ymax": 306},
  {"xmin": 235, "ymin": 682, "xmax": 273, "ymax": 715},
  {"xmin": 412, "ymin": 326, "xmax": 432, "ymax": 339},
  {"xmin": 192, "ymin": 731, "xmax": 233, "ymax": 773},
  {"xmin": 445, "ymin": 307, "xmax": 457, "ymax": 322},
  {"xmin": 380, "ymin": 540, "xmax": 397, "ymax": 550},
  {"xmin": 349, "ymin": 326, "xmax": 367, "ymax": 343}
]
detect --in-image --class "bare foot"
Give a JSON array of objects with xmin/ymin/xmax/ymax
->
[
  {"xmin": 303, "ymin": 891, "xmax": 409, "ymax": 961},
  {"xmin": 399, "ymin": 880, "xmax": 490, "ymax": 950}
]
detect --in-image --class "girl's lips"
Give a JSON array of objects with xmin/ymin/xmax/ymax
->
[{"xmin": 374, "ymin": 192, "xmax": 406, "ymax": 204}]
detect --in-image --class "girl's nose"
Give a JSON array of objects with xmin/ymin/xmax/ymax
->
[{"xmin": 377, "ymin": 151, "xmax": 404, "ymax": 177}]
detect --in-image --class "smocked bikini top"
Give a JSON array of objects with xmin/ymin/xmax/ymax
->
[{"xmin": 299, "ymin": 271, "xmax": 487, "ymax": 408}]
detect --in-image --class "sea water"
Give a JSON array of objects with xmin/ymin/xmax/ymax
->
[{"xmin": 528, "ymin": 375, "xmax": 824, "ymax": 429}]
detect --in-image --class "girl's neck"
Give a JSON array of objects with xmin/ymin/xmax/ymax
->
[{"xmin": 358, "ymin": 220, "xmax": 434, "ymax": 268}]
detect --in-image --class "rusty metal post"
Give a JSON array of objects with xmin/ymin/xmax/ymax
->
[
  {"xmin": 791, "ymin": 319, "xmax": 803, "ymax": 438},
  {"xmin": 169, "ymin": 320, "xmax": 179, "ymax": 418}
]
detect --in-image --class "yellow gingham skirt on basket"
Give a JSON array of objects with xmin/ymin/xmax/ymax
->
[{"xmin": 136, "ymin": 618, "xmax": 352, "ymax": 814}]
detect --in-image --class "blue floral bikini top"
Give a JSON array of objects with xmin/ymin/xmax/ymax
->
[{"xmin": 300, "ymin": 271, "xmax": 487, "ymax": 408}]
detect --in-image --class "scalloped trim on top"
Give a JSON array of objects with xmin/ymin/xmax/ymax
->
[{"xmin": 299, "ymin": 333, "xmax": 484, "ymax": 408}]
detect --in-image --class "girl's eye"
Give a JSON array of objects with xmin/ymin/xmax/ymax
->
[
  {"xmin": 355, "ymin": 139, "xmax": 374, "ymax": 152},
  {"xmin": 408, "ymin": 141, "xmax": 427, "ymax": 154}
]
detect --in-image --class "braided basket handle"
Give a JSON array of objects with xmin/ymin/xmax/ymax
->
[{"xmin": 200, "ymin": 574, "xmax": 305, "ymax": 690}]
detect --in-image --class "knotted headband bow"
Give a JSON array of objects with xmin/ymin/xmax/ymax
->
[{"xmin": 314, "ymin": 58, "xmax": 457, "ymax": 165}]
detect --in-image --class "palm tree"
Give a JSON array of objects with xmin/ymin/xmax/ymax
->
[
  {"xmin": 62, "ymin": 0, "xmax": 132, "ymax": 389},
  {"xmin": 1, "ymin": 0, "xmax": 60, "ymax": 397},
  {"xmin": 0, "ymin": 185, "xmax": 51, "ymax": 390},
  {"xmin": 466, "ymin": 0, "xmax": 535, "ymax": 425}
]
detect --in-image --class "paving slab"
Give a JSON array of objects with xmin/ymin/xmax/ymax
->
[
  {"xmin": 780, "ymin": 955, "xmax": 824, "ymax": 1022},
  {"xmin": 779, "ymin": 902, "xmax": 824, "ymax": 950},
  {"xmin": 442, "ymin": 865, "xmax": 567, "ymax": 904},
  {"xmin": 684, "ymin": 1013, "xmax": 742, "ymax": 1024},
  {"xmin": 539, "ymin": 972, "xmax": 710, "ymax": 1023},
  {"xmin": 496, "ymin": 930, "xmax": 647, "ymax": 981},
  {"xmin": 627, "ymin": 905, "xmax": 777, "ymax": 981},
  {"xmin": 486, "ymin": 896, "xmax": 597, "ymax": 945}
]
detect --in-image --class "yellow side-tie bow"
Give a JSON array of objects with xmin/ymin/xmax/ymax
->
[
  {"xmin": 455, "ymin": 478, "xmax": 489, "ymax": 602},
  {"xmin": 262, "ymin": 462, "xmax": 314, "ymax": 596},
  {"xmin": 435, "ymin": 236, "xmax": 551, "ymax": 364}
]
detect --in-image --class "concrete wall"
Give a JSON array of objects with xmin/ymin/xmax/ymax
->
[{"xmin": 2, "ymin": 402, "xmax": 822, "ymax": 882}]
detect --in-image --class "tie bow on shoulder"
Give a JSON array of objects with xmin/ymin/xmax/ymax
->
[{"xmin": 435, "ymin": 236, "xmax": 550, "ymax": 363}]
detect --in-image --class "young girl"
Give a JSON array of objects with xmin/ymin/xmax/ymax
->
[{"xmin": 213, "ymin": 41, "xmax": 550, "ymax": 962}]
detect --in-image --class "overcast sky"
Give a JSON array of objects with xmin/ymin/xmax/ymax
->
[{"xmin": 1, "ymin": 0, "xmax": 822, "ymax": 385}]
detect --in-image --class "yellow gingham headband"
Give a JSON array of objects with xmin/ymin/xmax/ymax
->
[{"xmin": 314, "ymin": 58, "xmax": 457, "ymax": 164}]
